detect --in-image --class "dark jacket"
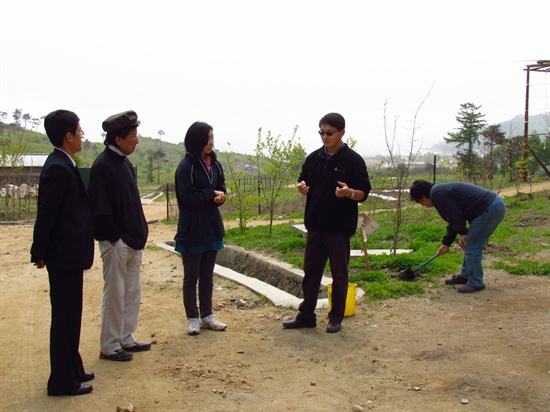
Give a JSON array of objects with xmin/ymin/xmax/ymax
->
[
  {"xmin": 430, "ymin": 182, "xmax": 497, "ymax": 246},
  {"xmin": 174, "ymin": 153, "xmax": 226, "ymax": 248},
  {"xmin": 30, "ymin": 149, "xmax": 94, "ymax": 270},
  {"xmin": 88, "ymin": 147, "xmax": 148, "ymax": 250},
  {"xmin": 299, "ymin": 143, "xmax": 371, "ymax": 236}
]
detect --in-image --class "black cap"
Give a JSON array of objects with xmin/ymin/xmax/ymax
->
[{"xmin": 102, "ymin": 110, "xmax": 140, "ymax": 134}]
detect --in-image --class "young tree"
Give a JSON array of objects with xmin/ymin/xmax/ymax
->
[
  {"xmin": 445, "ymin": 102, "xmax": 487, "ymax": 181},
  {"xmin": 221, "ymin": 145, "xmax": 259, "ymax": 232},
  {"xmin": 0, "ymin": 132, "xmax": 30, "ymax": 189},
  {"xmin": 254, "ymin": 126, "xmax": 305, "ymax": 234},
  {"xmin": 382, "ymin": 87, "xmax": 431, "ymax": 256}
]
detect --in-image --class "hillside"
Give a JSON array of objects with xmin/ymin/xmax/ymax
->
[
  {"xmin": 1, "ymin": 112, "xmax": 548, "ymax": 185},
  {"xmin": 0, "ymin": 124, "xmax": 255, "ymax": 186}
]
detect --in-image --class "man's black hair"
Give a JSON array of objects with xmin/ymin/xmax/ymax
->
[
  {"xmin": 409, "ymin": 179, "xmax": 434, "ymax": 203},
  {"xmin": 44, "ymin": 110, "xmax": 79, "ymax": 148}
]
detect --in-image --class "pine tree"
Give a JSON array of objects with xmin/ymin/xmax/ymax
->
[{"xmin": 445, "ymin": 102, "xmax": 487, "ymax": 180}]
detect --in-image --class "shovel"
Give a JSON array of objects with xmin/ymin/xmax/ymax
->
[{"xmin": 399, "ymin": 253, "xmax": 440, "ymax": 281}]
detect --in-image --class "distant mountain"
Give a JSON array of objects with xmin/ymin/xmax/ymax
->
[
  {"xmin": 498, "ymin": 113, "xmax": 549, "ymax": 137},
  {"xmin": 422, "ymin": 113, "xmax": 549, "ymax": 156}
]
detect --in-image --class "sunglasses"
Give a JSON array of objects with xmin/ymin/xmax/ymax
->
[{"xmin": 318, "ymin": 130, "xmax": 339, "ymax": 137}]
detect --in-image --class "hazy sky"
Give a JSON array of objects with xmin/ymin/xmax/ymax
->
[{"xmin": 1, "ymin": 0, "xmax": 549, "ymax": 156}]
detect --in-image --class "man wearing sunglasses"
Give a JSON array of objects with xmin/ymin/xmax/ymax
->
[{"xmin": 283, "ymin": 112, "xmax": 371, "ymax": 333}]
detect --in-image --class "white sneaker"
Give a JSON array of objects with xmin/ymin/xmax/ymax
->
[
  {"xmin": 187, "ymin": 318, "xmax": 200, "ymax": 335},
  {"xmin": 200, "ymin": 315, "xmax": 227, "ymax": 331}
]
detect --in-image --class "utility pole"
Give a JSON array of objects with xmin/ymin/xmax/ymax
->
[{"xmin": 522, "ymin": 60, "xmax": 550, "ymax": 181}]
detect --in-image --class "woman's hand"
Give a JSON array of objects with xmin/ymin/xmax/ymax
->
[
  {"xmin": 214, "ymin": 190, "xmax": 226, "ymax": 204},
  {"xmin": 438, "ymin": 245, "xmax": 449, "ymax": 255}
]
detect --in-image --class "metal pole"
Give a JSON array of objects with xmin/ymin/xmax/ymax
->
[{"xmin": 522, "ymin": 67, "xmax": 530, "ymax": 181}]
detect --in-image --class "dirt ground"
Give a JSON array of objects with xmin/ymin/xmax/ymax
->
[{"xmin": 0, "ymin": 183, "xmax": 549, "ymax": 412}]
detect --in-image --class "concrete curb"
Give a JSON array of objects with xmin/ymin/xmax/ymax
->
[{"xmin": 153, "ymin": 241, "xmax": 365, "ymax": 311}]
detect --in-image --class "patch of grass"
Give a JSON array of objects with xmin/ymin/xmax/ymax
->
[
  {"xmin": 350, "ymin": 270, "xmax": 426, "ymax": 299},
  {"xmin": 177, "ymin": 188, "xmax": 549, "ymax": 300},
  {"xmin": 361, "ymin": 280, "xmax": 424, "ymax": 300},
  {"xmin": 222, "ymin": 282, "xmax": 237, "ymax": 290},
  {"xmin": 492, "ymin": 260, "xmax": 550, "ymax": 276},
  {"xmin": 146, "ymin": 244, "xmax": 163, "ymax": 251}
]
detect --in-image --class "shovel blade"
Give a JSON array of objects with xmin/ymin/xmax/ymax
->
[{"xmin": 399, "ymin": 268, "xmax": 416, "ymax": 281}]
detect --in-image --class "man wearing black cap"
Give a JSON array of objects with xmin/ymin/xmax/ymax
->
[{"xmin": 88, "ymin": 110, "xmax": 150, "ymax": 361}]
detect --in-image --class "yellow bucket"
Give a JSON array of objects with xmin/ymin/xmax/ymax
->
[{"xmin": 327, "ymin": 283, "xmax": 357, "ymax": 317}]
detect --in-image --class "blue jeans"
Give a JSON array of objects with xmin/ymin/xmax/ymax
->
[{"xmin": 460, "ymin": 196, "xmax": 506, "ymax": 287}]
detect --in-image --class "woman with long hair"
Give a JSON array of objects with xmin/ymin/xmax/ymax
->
[{"xmin": 174, "ymin": 121, "xmax": 227, "ymax": 335}]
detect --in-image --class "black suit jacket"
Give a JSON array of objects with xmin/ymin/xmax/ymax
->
[{"xmin": 31, "ymin": 149, "xmax": 94, "ymax": 270}]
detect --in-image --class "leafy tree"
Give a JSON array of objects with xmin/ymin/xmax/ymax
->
[
  {"xmin": 254, "ymin": 126, "xmax": 305, "ymax": 234},
  {"xmin": 31, "ymin": 118, "xmax": 41, "ymax": 132},
  {"xmin": 22, "ymin": 113, "xmax": 31, "ymax": 129},
  {"xmin": 531, "ymin": 132, "xmax": 549, "ymax": 166},
  {"xmin": 158, "ymin": 130, "xmax": 164, "ymax": 149},
  {"xmin": 0, "ymin": 132, "xmax": 30, "ymax": 187},
  {"xmin": 445, "ymin": 102, "xmax": 487, "ymax": 181},
  {"xmin": 153, "ymin": 149, "xmax": 166, "ymax": 184},
  {"xmin": 481, "ymin": 124, "xmax": 506, "ymax": 182},
  {"xmin": 145, "ymin": 150, "xmax": 155, "ymax": 184},
  {"xmin": 12, "ymin": 109, "xmax": 22, "ymax": 126},
  {"xmin": 221, "ymin": 144, "xmax": 259, "ymax": 232},
  {"xmin": 0, "ymin": 112, "xmax": 7, "ymax": 133}
]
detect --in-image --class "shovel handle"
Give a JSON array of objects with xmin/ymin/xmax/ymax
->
[{"xmin": 413, "ymin": 253, "xmax": 440, "ymax": 271}]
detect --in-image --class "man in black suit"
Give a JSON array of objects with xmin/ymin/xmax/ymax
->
[{"xmin": 30, "ymin": 110, "xmax": 95, "ymax": 396}]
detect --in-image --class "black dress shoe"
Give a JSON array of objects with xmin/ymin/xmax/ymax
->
[
  {"xmin": 99, "ymin": 349, "xmax": 133, "ymax": 361},
  {"xmin": 445, "ymin": 275, "xmax": 468, "ymax": 285},
  {"xmin": 326, "ymin": 320, "xmax": 342, "ymax": 333},
  {"xmin": 122, "ymin": 342, "xmax": 151, "ymax": 352},
  {"xmin": 48, "ymin": 383, "xmax": 93, "ymax": 396},
  {"xmin": 78, "ymin": 371, "xmax": 95, "ymax": 382},
  {"xmin": 282, "ymin": 318, "xmax": 316, "ymax": 329}
]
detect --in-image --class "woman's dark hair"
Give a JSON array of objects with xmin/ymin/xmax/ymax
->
[
  {"xmin": 409, "ymin": 179, "xmax": 434, "ymax": 203},
  {"xmin": 104, "ymin": 126, "xmax": 136, "ymax": 147},
  {"xmin": 44, "ymin": 110, "xmax": 79, "ymax": 148},
  {"xmin": 319, "ymin": 112, "xmax": 345, "ymax": 131},
  {"xmin": 184, "ymin": 121, "xmax": 216, "ymax": 162}
]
